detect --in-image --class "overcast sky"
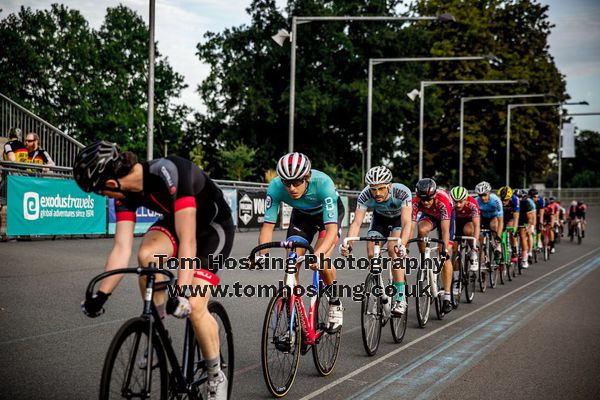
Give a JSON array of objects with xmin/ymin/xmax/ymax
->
[{"xmin": 2, "ymin": 0, "xmax": 599, "ymax": 132}]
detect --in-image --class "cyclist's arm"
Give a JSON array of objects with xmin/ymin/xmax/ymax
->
[
  {"xmin": 346, "ymin": 207, "xmax": 366, "ymax": 243},
  {"xmin": 174, "ymin": 207, "xmax": 197, "ymax": 287},
  {"xmin": 400, "ymin": 205, "xmax": 412, "ymax": 245},
  {"xmin": 496, "ymin": 216, "xmax": 504, "ymax": 236},
  {"xmin": 258, "ymin": 222, "xmax": 275, "ymax": 250},
  {"xmin": 99, "ymin": 219, "xmax": 135, "ymax": 294},
  {"xmin": 440, "ymin": 219, "xmax": 450, "ymax": 250},
  {"xmin": 473, "ymin": 215, "xmax": 481, "ymax": 244},
  {"xmin": 527, "ymin": 211, "xmax": 535, "ymax": 228},
  {"xmin": 314, "ymin": 222, "xmax": 338, "ymax": 256},
  {"xmin": 511, "ymin": 212, "xmax": 519, "ymax": 226}
]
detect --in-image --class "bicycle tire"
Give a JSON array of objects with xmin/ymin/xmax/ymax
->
[
  {"xmin": 577, "ymin": 226, "xmax": 582, "ymax": 245},
  {"xmin": 478, "ymin": 246, "xmax": 487, "ymax": 293},
  {"xmin": 100, "ymin": 317, "xmax": 168, "ymax": 400},
  {"xmin": 464, "ymin": 251, "xmax": 475, "ymax": 303},
  {"xmin": 451, "ymin": 252, "xmax": 462, "ymax": 310},
  {"xmin": 189, "ymin": 301, "xmax": 234, "ymax": 399},
  {"xmin": 434, "ymin": 270, "xmax": 445, "ymax": 321},
  {"xmin": 261, "ymin": 292, "xmax": 300, "ymax": 397},
  {"xmin": 390, "ymin": 276, "xmax": 408, "ymax": 343},
  {"xmin": 415, "ymin": 268, "xmax": 431, "ymax": 328},
  {"xmin": 488, "ymin": 241, "xmax": 498, "ymax": 289},
  {"xmin": 312, "ymin": 289, "xmax": 341, "ymax": 374},
  {"xmin": 360, "ymin": 273, "xmax": 382, "ymax": 355}
]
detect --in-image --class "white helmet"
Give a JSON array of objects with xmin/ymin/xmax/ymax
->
[
  {"xmin": 365, "ymin": 166, "xmax": 393, "ymax": 186},
  {"xmin": 475, "ymin": 181, "xmax": 492, "ymax": 195},
  {"xmin": 276, "ymin": 152, "xmax": 311, "ymax": 180},
  {"xmin": 571, "ymin": 200, "xmax": 577, "ymax": 206}
]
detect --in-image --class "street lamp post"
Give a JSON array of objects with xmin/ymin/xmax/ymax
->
[
  {"xmin": 366, "ymin": 55, "xmax": 494, "ymax": 171},
  {"xmin": 458, "ymin": 93, "xmax": 547, "ymax": 186},
  {"xmin": 412, "ymin": 79, "xmax": 526, "ymax": 180},
  {"xmin": 164, "ymin": 139, "xmax": 170, "ymax": 157},
  {"xmin": 273, "ymin": 13, "xmax": 456, "ymax": 153},
  {"xmin": 147, "ymin": 0, "xmax": 156, "ymax": 161}
]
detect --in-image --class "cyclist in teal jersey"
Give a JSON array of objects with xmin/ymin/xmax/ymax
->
[
  {"xmin": 258, "ymin": 152, "xmax": 344, "ymax": 333},
  {"xmin": 341, "ymin": 166, "xmax": 412, "ymax": 316}
]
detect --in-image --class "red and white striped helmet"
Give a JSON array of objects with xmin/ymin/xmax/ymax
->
[{"xmin": 276, "ymin": 152, "xmax": 311, "ymax": 180}]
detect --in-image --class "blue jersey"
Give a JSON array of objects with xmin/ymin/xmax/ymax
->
[
  {"xmin": 502, "ymin": 194, "xmax": 520, "ymax": 219},
  {"xmin": 476, "ymin": 193, "xmax": 503, "ymax": 218},
  {"xmin": 532, "ymin": 196, "xmax": 545, "ymax": 211},
  {"xmin": 357, "ymin": 183, "xmax": 412, "ymax": 218},
  {"xmin": 264, "ymin": 170, "xmax": 339, "ymax": 224}
]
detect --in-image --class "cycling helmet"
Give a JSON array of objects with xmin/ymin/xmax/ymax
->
[
  {"xmin": 475, "ymin": 181, "xmax": 492, "ymax": 195},
  {"xmin": 515, "ymin": 188, "xmax": 527, "ymax": 198},
  {"xmin": 497, "ymin": 186, "xmax": 513, "ymax": 201},
  {"xmin": 416, "ymin": 178, "xmax": 437, "ymax": 199},
  {"xmin": 548, "ymin": 196, "xmax": 556, "ymax": 203},
  {"xmin": 365, "ymin": 166, "xmax": 393, "ymax": 186},
  {"xmin": 73, "ymin": 140, "xmax": 121, "ymax": 193},
  {"xmin": 571, "ymin": 200, "xmax": 577, "ymax": 207},
  {"xmin": 528, "ymin": 188, "xmax": 538, "ymax": 196},
  {"xmin": 450, "ymin": 186, "xmax": 468, "ymax": 202},
  {"xmin": 276, "ymin": 152, "xmax": 311, "ymax": 180},
  {"xmin": 577, "ymin": 201, "xmax": 583, "ymax": 206}
]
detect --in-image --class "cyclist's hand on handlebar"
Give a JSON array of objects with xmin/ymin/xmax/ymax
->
[
  {"xmin": 395, "ymin": 244, "xmax": 407, "ymax": 258},
  {"xmin": 440, "ymin": 249, "xmax": 450, "ymax": 262},
  {"xmin": 250, "ymin": 252, "xmax": 269, "ymax": 270},
  {"xmin": 81, "ymin": 290, "xmax": 110, "ymax": 318},
  {"xmin": 166, "ymin": 296, "xmax": 191, "ymax": 318},
  {"xmin": 339, "ymin": 243, "xmax": 352, "ymax": 257}
]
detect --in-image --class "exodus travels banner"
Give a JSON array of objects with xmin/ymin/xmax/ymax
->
[
  {"xmin": 7, "ymin": 175, "xmax": 106, "ymax": 235},
  {"xmin": 561, "ymin": 123, "xmax": 576, "ymax": 158},
  {"xmin": 107, "ymin": 199, "xmax": 162, "ymax": 235}
]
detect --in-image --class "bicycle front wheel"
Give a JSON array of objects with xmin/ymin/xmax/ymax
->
[
  {"xmin": 312, "ymin": 290, "xmax": 341, "ymax": 375},
  {"xmin": 261, "ymin": 292, "xmax": 301, "ymax": 397},
  {"xmin": 415, "ymin": 268, "xmax": 431, "ymax": 328},
  {"xmin": 360, "ymin": 273, "xmax": 382, "ymax": 356},
  {"xmin": 100, "ymin": 317, "xmax": 168, "ymax": 400},
  {"xmin": 390, "ymin": 276, "xmax": 408, "ymax": 343}
]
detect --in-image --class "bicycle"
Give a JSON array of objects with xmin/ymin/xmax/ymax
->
[
  {"xmin": 86, "ymin": 266, "xmax": 234, "ymax": 400},
  {"xmin": 408, "ymin": 237, "xmax": 447, "ymax": 328},
  {"xmin": 451, "ymin": 236, "xmax": 477, "ymax": 309},
  {"xmin": 571, "ymin": 219, "xmax": 583, "ymax": 245},
  {"xmin": 479, "ymin": 229, "xmax": 499, "ymax": 290},
  {"xmin": 342, "ymin": 236, "xmax": 408, "ymax": 356},
  {"xmin": 250, "ymin": 239, "xmax": 341, "ymax": 398},
  {"xmin": 530, "ymin": 227, "xmax": 538, "ymax": 264},
  {"xmin": 541, "ymin": 223, "xmax": 552, "ymax": 261},
  {"xmin": 501, "ymin": 226, "xmax": 519, "ymax": 281}
]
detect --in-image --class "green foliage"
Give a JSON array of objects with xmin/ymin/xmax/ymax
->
[
  {"xmin": 218, "ymin": 141, "xmax": 258, "ymax": 181},
  {"xmin": 561, "ymin": 130, "xmax": 600, "ymax": 188},
  {"xmin": 189, "ymin": 143, "xmax": 209, "ymax": 171},
  {"xmin": 320, "ymin": 161, "xmax": 363, "ymax": 190},
  {"xmin": 0, "ymin": 4, "xmax": 189, "ymax": 161}
]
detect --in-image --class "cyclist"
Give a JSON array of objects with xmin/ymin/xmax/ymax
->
[
  {"xmin": 450, "ymin": 185, "xmax": 480, "ymax": 272},
  {"xmin": 516, "ymin": 189, "xmax": 536, "ymax": 269},
  {"xmin": 544, "ymin": 196, "xmax": 560, "ymax": 253},
  {"xmin": 411, "ymin": 178, "xmax": 454, "ymax": 314},
  {"xmin": 475, "ymin": 181, "xmax": 504, "ymax": 260},
  {"xmin": 74, "ymin": 141, "xmax": 233, "ymax": 400},
  {"xmin": 341, "ymin": 166, "xmax": 412, "ymax": 316},
  {"xmin": 498, "ymin": 186, "xmax": 520, "ymax": 263},
  {"xmin": 258, "ymin": 152, "xmax": 344, "ymax": 333},
  {"xmin": 528, "ymin": 188, "xmax": 545, "ymax": 251},
  {"xmin": 576, "ymin": 201, "xmax": 588, "ymax": 237}
]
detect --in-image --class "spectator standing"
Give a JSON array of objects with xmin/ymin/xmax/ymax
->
[
  {"xmin": 25, "ymin": 133, "xmax": 55, "ymax": 172},
  {"xmin": 3, "ymin": 128, "xmax": 28, "ymax": 162}
]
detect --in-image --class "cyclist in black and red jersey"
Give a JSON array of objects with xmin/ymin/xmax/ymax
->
[
  {"xmin": 73, "ymin": 141, "xmax": 233, "ymax": 400},
  {"xmin": 411, "ymin": 178, "xmax": 455, "ymax": 314},
  {"xmin": 544, "ymin": 197, "xmax": 560, "ymax": 254}
]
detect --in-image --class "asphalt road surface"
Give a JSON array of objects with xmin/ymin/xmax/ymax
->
[{"xmin": 1, "ymin": 212, "xmax": 599, "ymax": 399}]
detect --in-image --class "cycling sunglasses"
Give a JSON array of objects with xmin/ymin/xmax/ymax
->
[{"xmin": 282, "ymin": 178, "xmax": 306, "ymax": 188}]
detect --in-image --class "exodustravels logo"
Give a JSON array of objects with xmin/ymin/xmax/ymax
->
[{"xmin": 23, "ymin": 192, "xmax": 40, "ymax": 220}]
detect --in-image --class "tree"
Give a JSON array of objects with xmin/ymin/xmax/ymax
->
[
  {"xmin": 560, "ymin": 130, "xmax": 600, "ymax": 188},
  {"xmin": 218, "ymin": 141, "xmax": 258, "ymax": 181}
]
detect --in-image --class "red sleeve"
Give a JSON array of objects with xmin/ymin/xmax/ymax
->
[
  {"xmin": 411, "ymin": 197, "xmax": 420, "ymax": 221},
  {"xmin": 470, "ymin": 197, "xmax": 480, "ymax": 217},
  {"xmin": 174, "ymin": 196, "xmax": 196, "ymax": 212},
  {"xmin": 437, "ymin": 192, "xmax": 453, "ymax": 220}
]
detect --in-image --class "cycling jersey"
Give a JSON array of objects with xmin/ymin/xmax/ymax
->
[
  {"xmin": 531, "ymin": 195, "xmax": 545, "ymax": 216},
  {"xmin": 114, "ymin": 156, "xmax": 234, "ymax": 276},
  {"xmin": 28, "ymin": 148, "xmax": 53, "ymax": 165},
  {"xmin": 3, "ymin": 139, "xmax": 28, "ymax": 162},
  {"xmin": 454, "ymin": 196, "xmax": 480, "ymax": 220},
  {"xmin": 518, "ymin": 198, "xmax": 536, "ymax": 225},
  {"xmin": 576, "ymin": 204, "xmax": 587, "ymax": 219},
  {"xmin": 545, "ymin": 202, "xmax": 560, "ymax": 216},
  {"xmin": 568, "ymin": 205, "xmax": 577, "ymax": 219},
  {"xmin": 264, "ymin": 169, "xmax": 339, "ymax": 224},
  {"xmin": 502, "ymin": 194, "xmax": 520, "ymax": 220},
  {"xmin": 476, "ymin": 193, "xmax": 503, "ymax": 218},
  {"xmin": 357, "ymin": 183, "xmax": 412, "ymax": 218},
  {"xmin": 412, "ymin": 190, "xmax": 453, "ymax": 221}
]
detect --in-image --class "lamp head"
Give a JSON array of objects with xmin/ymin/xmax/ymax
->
[
  {"xmin": 271, "ymin": 29, "xmax": 291, "ymax": 47},
  {"xmin": 407, "ymin": 88, "xmax": 421, "ymax": 102},
  {"xmin": 437, "ymin": 13, "xmax": 456, "ymax": 22}
]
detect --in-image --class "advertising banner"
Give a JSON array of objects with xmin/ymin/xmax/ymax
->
[
  {"xmin": 7, "ymin": 175, "xmax": 106, "ymax": 235},
  {"xmin": 222, "ymin": 188, "xmax": 237, "ymax": 226},
  {"xmin": 107, "ymin": 199, "xmax": 162, "ymax": 235},
  {"xmin": 237, "ymin": 189, "xmax": 267, "ymax": 228},
  {"xmin": 561, "ymin": 123, "xmax": 576, "ymax": 158}
]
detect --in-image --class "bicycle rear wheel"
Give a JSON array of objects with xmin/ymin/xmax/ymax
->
[
  {"xmin": 577, "ymin": 225, "xmax": 582, "ymax": 244},
  {"xmin": 434, "ymin": 270, "xmax": 445, "ymax": 320},
  {"xmin": 261, "ymin": 292, "xmax": 300, "ymax": 397},
  {"xmin": 451, "ymin": 253, "xmax": 462, "ymax": 310},
  {"xmin": 464, "ymin": 253, "xmax": 476, "ymax": 303},
  {"xmin": 360, "ymin": 273, "xmax": 382, "ymax": 355},
  {"xmin": 100, "ymin": 317, "xmax": 168, "ymax": 400},
  {"xmin": 390, "ymin": 276, "xmax": 408, "ymax": 343},
  {"xmin": 415, "ymin": 268, "xmax": 431, "ymax": 328},
  {"xmin": 189, "ymin": 302, "xmax": 234, "ymax": 398},
  {"xmin": 312, "ymin": 289, "xmax": 341, "ymax": 375}
]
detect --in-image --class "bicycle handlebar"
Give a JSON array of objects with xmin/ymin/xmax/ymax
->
[
  {"xmin": 342, "ymin": 236, "xmax": 402, "ymax": 247},
  {"xmin": 85, "ymin": 267, "xmax": 175, "ymax": 301},
  {"xmin": 250, "ymin": 241, "xmax": 315, "ymax": 261},
  {"xmin": 406, "ymin": 237, "xmax": 444, "ymax": 245},
  {"xmin": 453, "ymin": 235, "xmax": 477, "ymax": 242}
]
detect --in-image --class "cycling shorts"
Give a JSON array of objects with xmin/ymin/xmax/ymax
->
[
  {"xmin": 287, "ymin": 197, "xmax": 344, "ymax": 243},
  {"xmin": 368, "ymin": 212, "xmax": 403, "ymax": 237}
]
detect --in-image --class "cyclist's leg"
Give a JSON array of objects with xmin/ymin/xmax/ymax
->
[
  {"xmin": 314, "ymin": 198, "xmax": 344, "ymax": 285},
  {"xmin": 519, "ymin": 225, "xmax": 528, "ymax": 265},
  {"xmin": 138, "ymin": 220, "xmax": 178, "ymax": 313},
  {"xmin": 188, "ymin": 218, "xmax": 234, "ymax": 388},
  {"xmin": 285, "ymin": 209, "xmax": 319, "ymax": 284}
]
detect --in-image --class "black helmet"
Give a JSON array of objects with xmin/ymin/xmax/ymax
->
[
  {"xmin": 515, "ymin": 189, "xmax": 527, "ymax": 198},
  {"xmin": 416, "ymin": 178, "xmax": 437, "ymax": 200},
  {"xmin": 577, "ymin": 200, "xmax": 583, "ymax": 206},
  {"xmin": 528, "ymin": 188, "xmax": 538, "ymax": 197},
  {"xmin": 549, "ymin": 196, "xmax": 556, "ymax": 203},
  {"xmin": 73, "ymin": 141, "xmax": 121, "ymax": 192}
]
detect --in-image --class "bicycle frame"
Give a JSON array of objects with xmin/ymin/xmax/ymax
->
[{"xmin": 501, "ymin": 226, "xmax": 517, "ymax": 264}]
